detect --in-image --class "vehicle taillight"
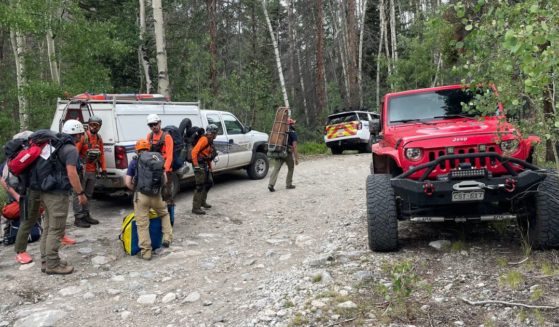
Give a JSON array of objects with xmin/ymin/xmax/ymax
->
[
  {"xmin": 115, "ymin": 146, "xmax": 128, "ymax": 169},
  {"xmin": 357, "ymin": 122, "xmax": 362, "ymax": 130}
]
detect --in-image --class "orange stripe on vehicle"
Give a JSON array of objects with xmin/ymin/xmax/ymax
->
[{"xmin": 325, "ymin": 123, "xmax": 357, "ymax": 139}]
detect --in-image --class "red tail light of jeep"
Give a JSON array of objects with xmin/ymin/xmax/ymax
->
[{"xmin": 115, "ymin": 146, "xmax": 128, "ymax": 169}]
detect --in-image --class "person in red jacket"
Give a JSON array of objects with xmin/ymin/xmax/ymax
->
[
  {"xmin": 146, "ymin": 114, "xmax": 175, "ymax": 202},
  {"xmin": 191, "ymin": 124, "xmax": 218, "ymax": 215},
  {"xmin": 72, "ymin": 115, "xmax": 107, "ymax": 228}
]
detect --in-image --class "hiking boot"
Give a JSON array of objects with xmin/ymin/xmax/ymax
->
[
  {"xmin": 201, "ymin": 203, "xmax": 212, "ymax": 209},
  {"xmin": 61, "ymin": 235, "xmax": 76, "ymax": 246},
  {"xmin": 45, "ymin": 263, "xmax": 74, "ymax": 275},
  {"xmin": 162, "ymin": 240, "xmax": 171, "ymax": 248},
  {"xmin": 268, "ymin": 185, "xmax": 275, "ymax": 192},
  {"xmin": 74, "ymin": 218, "xmax": 91, "ymax": 228},
  {"xmin": 83, "ymin": 214, "xmax": 99, "ymax": 225},
  {"xmin": 286, "ymin": 185, "xmax": 296, "ymax": 189},
  {"xmin": 137, "ymin": 251, "xmax": 152, "ymax": 261},
  {"xmin": 15, "ymin": 252, "xmax": 33, "ymax": 264},
  {"xmin": 42, "ymin": 260, "xmax": 69, "ymax": 273},
  {"xmin": 192, "ymin": 208, "xmax": 206, "ymax": 215}
]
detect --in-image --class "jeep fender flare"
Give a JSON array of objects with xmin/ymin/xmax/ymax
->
[{"xmin": 372, "ymin": 148, "xmax": 402, "ymax": 176}]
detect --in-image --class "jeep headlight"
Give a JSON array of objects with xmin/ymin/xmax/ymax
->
[
  {"xmin": 405, "ymin": 148, "xmax": 423, "ymax": 161},
  {"xmin": 500, "ymin": 139, "xmax": 519, "ymax": 154}
]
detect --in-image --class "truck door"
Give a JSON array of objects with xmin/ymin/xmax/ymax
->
[
  {"xmin": 205, "ymin": 113, "xmax": 229, "ymax": 170},
  {"xmin": 221, "ymin": 113, "xmax": 252, "ymax": 167}
]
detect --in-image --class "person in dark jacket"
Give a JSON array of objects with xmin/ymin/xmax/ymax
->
[{"xmin": 268, "ymin": 118, "xmax": 299, "ymax": 192}]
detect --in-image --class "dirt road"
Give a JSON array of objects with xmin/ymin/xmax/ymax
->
[{"xmin": 1, "ymin": 153, "xmax": 559, "ymax": 327}]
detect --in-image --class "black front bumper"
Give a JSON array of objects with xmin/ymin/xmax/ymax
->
[
  {"xmin": 326, "ymin": 138, "xmax": 366, "ymax": 148},
  {"xmin": 391, "ymin": 153, "xmax": 546, "ymax": 207}
]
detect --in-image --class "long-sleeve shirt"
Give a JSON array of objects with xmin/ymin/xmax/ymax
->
[
  {"xmin": 147, "ymin": 130, "xmax": 174, "ymax": 172},
  {"xmin": 76, "ymin": 131, "xmax": 106, "ymax": 173},
  {"xmin": 191, "ymin": 135, "xmax": 213, "ymax": 169}
]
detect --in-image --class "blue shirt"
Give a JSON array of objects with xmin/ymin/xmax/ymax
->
[
  {"xmin": 126, "ymin": 159, "xmax": 138, "ymax": 177},
  {"xmin": 287, "ymin": 130, "xmax": 298, "ymax": 147}
]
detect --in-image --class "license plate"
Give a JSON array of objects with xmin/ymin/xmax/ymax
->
[{"xmin": 452, "ymin": 191, "xmax": 484, "ymax": 202}]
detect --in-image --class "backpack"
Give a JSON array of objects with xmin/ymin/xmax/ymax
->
[
  {"xmin": 2, "ymin": 218, "xmax": 42, "ymax": 246},
  {"xmin": 135, "ymin": 152, "xmax": 165, "ymax": 196},
  {"xmin": 149, "ymin": 127, "xmax": 184, "ymax": 171},
  {"xmin": 184, "ymin": 126, "xmax": 206, "ymax": 163},
  {"xmin": 28, "ymin": 131, "xmax": 75, "ymax": 192},
  {"xmin": 6, "ymin": 130, "xmax": 55, "ymax": 176}
]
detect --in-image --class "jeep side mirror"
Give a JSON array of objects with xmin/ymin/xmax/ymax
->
[{"xmin": 369, "ymin": 120, "xmax": 380, "ymax": 134}]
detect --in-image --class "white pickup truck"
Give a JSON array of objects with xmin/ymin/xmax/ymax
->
[{"xmin": 50, "ymin": 94, "xmax": 269, "ymax": 196}]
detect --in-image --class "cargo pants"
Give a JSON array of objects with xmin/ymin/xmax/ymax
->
[
  {"xmin": 39, "ymin": 192, "xmax": 69, "ymax": 269},
  {"xmin": 71, "ymin": 171, "xmax": 96, "ymax": 219},
  {"xmin": 14, "ymin": 189, "xmax": 42, "ymax": 253},
  {"xmin": 192, "ymin": 165, "xmax": 213, "ymax": 210},
  {"xmin": 133, "ymin": 192, "xmax": 173, "ymax": 257},
  {"xmin": 268, "ymin": 150, "xmax": 294, "ymax": 188}
]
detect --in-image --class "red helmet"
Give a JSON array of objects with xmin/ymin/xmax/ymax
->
[
  {"xmin": 135, "ymin": 139, "xmax": 150, "ymax": 152},
  {"xmin": 288, "ymin": 117, "xmax": 296, "ymax": 125}
]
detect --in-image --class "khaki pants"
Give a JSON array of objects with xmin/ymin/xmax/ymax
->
[
  {"xmin": 133, "ymin": 192, "xmax": 173, "ymax": 256},
  {"xmin": 39, "ymin": 192, "xmax": 69, "ymax": 268},
  {"xmin": 14, "ymin": 189, "xmax": 42, "ymax": 253},
  {"xmin": 71, "ymin": 171, "xmax": 96, "ymax": 219},
  {"xmin": 268, "ymin": 152, "xmax": 295, "ymax": 187}
]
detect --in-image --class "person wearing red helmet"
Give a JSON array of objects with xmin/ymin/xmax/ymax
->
[{"xmin": 268, "ymin": 117, "xmax": 299, "ymax": 192}]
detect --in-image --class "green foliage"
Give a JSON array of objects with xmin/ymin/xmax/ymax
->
[
  {"xmin": 377, "ymin": 260, "xmax": 419, "ymax": 304},
  {"xmin": 499, "ymin": 270, "xmax": 524, "ymax": 290},
  {"xmin": 297, "ymin": 142, "xmax": 329, "ymax": 155}
]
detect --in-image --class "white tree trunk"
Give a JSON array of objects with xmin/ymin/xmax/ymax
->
[
  {"xmin": 10, "ymin": 29, "xmax": 28, "ymax": 130},
  {"xmin": 358, "ymin": 0, "xmax": 368, "ymax": 108},
  {"xmin": 379, "ymin": 0, "xmax": 392, "ymax": 77},
  {"xmin": 46, "ymin": 28, "xmax": 60, "ymax": 85},
  {"xmin": 261, "ymin": 0, "xmax": 289, "ymax": 109},
  {"xmin": 139, "ymin": 0, "xmax": 152, "ymax": 93},
  {"xmin": 389, "ymin": 0, "xmax": 398, "ymax": 63},
  {"xmin": 152, "ymin": 0, "xmax": 170, "ymax": 98}
]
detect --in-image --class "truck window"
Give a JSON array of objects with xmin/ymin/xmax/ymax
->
[
  {"xmin": 222, "ymin": 114, "xmax": 244, "ymax": 135},
  {"xmin": 206, "ymin": 114, "xmax": 224, "ymax": 135},
  {"xmin": 358, "ymin": 113, "xmax": 369, "ymax": 120}
]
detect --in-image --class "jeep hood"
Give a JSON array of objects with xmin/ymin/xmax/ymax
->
[{"xmin": 388, "ymin": 118, "xmax": 517, "ymax": 147}]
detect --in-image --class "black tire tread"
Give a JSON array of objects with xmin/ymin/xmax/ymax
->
[
  {"xmin": 531, "ymin": 170, "xmax": 559, "ymax": 249},
  {"xmin": 247, "ymin": 152, "xmax": 269, "ymax": 180},
  {"xmin": 366, "ymin": 174, "xmax": 399, "ymax": 252}
]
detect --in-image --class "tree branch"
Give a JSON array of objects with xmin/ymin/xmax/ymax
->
[{"xmin": 461, "ymin": 297, "xmax": 557, "ymax": 310}]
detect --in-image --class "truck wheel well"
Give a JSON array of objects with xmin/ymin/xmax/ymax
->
[{"xmin": 372, "ymin": 154, "xmax": 402, "ymax": 177}]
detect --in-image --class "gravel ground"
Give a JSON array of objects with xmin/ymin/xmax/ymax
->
[{"xmin": 1, "ymin": 153, "xmax": 559, "ymax": 327}]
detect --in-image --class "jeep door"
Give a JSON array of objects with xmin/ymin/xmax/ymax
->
[
  {"xmin": 221, "ymin": 113, "xmax": 253, "ymax": 168},
  {"xmin": 205, "ymin": 113, "xmax": 229, "ymax": 170}
]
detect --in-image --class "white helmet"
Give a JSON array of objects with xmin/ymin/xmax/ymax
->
[
  {"xmin": 147, "ymin": 114, "xmax": 161, "ymax": 124},
  {"xmin": 62, "ymin": 119, "xmax": 85, "ymax": 135}
]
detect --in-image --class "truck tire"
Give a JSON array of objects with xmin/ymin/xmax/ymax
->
[
  {"xmin": 247, "ymin": 152, "xmax": 269, "ymax": 179},
  {"xmin": 529, "ymin": 170, "xmax": 559, "ymax": 249},
  {"xmin": 366, "ymin": 174, "xmax": 399, "ymax": 252},
  {"xmin": 331, "ymin": 146, "xmax": 343, "ymax": 155}
]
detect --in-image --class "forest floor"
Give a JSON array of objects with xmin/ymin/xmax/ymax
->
[{"xmin": 1, "ymin": 153, "xmax": 559, "ymax": 327}]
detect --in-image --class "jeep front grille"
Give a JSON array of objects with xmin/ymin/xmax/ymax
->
[{"xmin": 427, "ymin": 145, "xmax": 499, "ymax": 172}]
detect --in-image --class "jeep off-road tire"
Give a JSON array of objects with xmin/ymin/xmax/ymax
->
[
  {"xmin": 247, "ymin": 152, "xmax": 269, "ymax": 179},
  {"xmin": 529, "ymin": 170, "xmax": 559, "ymax": 249},
  {"xmin": 330, "ymin": 146, "xmax": 343, "ymax": 155},
  {"xmin": 366, "ymin": 174, "xmax": 399, "ymax": 252}
]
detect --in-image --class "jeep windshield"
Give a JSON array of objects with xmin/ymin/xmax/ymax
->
[{"xmin": 388, "ymin": 88, "xmax": 495, "ymax": 125}]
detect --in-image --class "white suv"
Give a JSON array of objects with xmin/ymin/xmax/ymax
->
[{"xmin": 323, "ymin": 110, "xmax": 380, "ymax": 154}]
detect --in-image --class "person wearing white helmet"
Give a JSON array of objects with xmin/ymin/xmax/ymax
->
[
  {"xmin": 28, "ymin": 119, "xmax": 87, "ymax": 275},
  {"xmin": 145, "ymin": 113, "xmax": 175, "ymax": 203}
]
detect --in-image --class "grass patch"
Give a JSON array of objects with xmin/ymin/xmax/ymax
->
[
  {"xmin": 312, "ymin": 274, "xmax": 322, "ymax": 283},
  {"xmin": 499, "ymin": 270, "xmax": 524, "ymax": 290},
  {"xmin": 297, "ymin": 142, "xmax": 329, "ymax": 155},
  {"xmin": 0, "ymin": 187, "xmax": 7, "ymax": 208},
  {"xmin": 451, "ymin": 240, "xmax": 466, "ymax": 252},
  {"xmin": 496, "ymin": 257, "xmax": 509, "ymax": 268},
  {"xmin": 283, "ymin": 299, "xmax": 295, "ymax": 308},
  {"xmin": 316, "ymin": 290, "xmax": 337, "ymax": 299},
  {"xmin": 539, "ymin": 261, "xmax": 558, "ymax": 276},
  {"xmin": 530, "ymin": 286, "xmax": 543, "ymax": 302},
  {"xmin": 289, "ymin": 313, "xmax": 308, "ymax": 326}
]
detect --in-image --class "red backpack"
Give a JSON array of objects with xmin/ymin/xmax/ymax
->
[{"xmin": 7, "ymin": 130, "xmax": 58, "ymax": 176}]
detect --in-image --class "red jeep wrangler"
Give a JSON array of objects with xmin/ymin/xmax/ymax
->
[{"xmin": 367, "ymin": 84, "xmax": 559, "ymax": 252}]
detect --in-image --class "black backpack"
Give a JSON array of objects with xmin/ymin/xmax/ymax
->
[
  {"xmin": 135, "ymin": 152, "xmax": 165, "ymax": 196},
  {"xmin": 28, "ymin": 131, "xmax": 75, "ymax": 192},
  {"xmin": 149, "ymin": 127, "xmax": 184, "ymax": 171},
  {"xmin": 184, "ymin": 126, "xmax": 206, "ymax": 163}
]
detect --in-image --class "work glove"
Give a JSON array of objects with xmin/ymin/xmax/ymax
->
[{"xmin": 100, "ymin": 171, "xmax": 108, "ymax": 179}]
